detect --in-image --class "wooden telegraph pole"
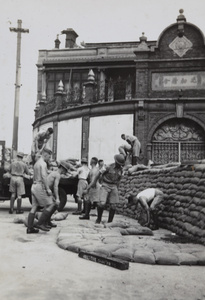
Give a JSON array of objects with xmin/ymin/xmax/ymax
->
[{"xmin": 10, "ymin": 20, "xmax": 29, "ymax": 158}]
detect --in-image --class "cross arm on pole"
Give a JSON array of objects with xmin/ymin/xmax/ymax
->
[{"xmin": 9, "ymin": 27, "xmax": 29, "ymax": 33}]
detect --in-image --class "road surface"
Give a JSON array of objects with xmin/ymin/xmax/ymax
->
[{"xmin": 0, "ymin": 198, "xmax": 205, "ymax": 300}]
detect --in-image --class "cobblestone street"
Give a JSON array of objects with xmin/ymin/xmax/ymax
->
[{"xmin": 0, "ymin": 198, "xmax": 205, "ymax": 300}]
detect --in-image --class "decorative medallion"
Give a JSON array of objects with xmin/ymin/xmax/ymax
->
[{"xmin": 169, "ymin": 36, "xmax": 193, "ymax": 57}]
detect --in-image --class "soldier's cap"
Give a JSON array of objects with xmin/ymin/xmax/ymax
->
[
  {"xmin": 81, "ymin": 158, "xmax": 88, "ymax": 164},
  {"xmin": 17, "ymin": 152, "xmax": 24, "ymax": 158},
  {"xmin": 114, "ymin": 154, "xmax": 125, "ymax": 166},
  {"xmin": 59, "ymin": 160, "xmax": 70, "ymax": 171},
  {"xmin": 43, "ymin": 147, "xmax": 52, "ymax": 155}
]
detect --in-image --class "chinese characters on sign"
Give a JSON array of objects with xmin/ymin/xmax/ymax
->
[{"xmin": 152, "ymin": 72, "xmax": 205, "ymax": 90}]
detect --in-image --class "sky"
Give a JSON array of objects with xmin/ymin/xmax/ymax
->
[{"xmin": 0, "ymin": 0, "xmax": 205, "ymax": 153}]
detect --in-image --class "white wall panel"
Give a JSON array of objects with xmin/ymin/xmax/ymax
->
[
  {"xmin": 89, "ymin": 114, "xmax": 133, "ymax": 164},
  {"xmin": 57, "ymin": 118, "xmax": 82, "ymax": 160}
]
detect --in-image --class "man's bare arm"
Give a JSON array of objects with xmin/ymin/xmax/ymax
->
[
  {"xmin": 139, "ymin": 198, "xmax": 150, "ymax": 226},
  {"xmin": 53, "ymin": 174, "xmax": 60, "ymax": 201}
]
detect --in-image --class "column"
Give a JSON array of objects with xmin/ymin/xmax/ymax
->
[{"xmin": 81, "ymin": 116, "xmax": 90, "ymax": 159}]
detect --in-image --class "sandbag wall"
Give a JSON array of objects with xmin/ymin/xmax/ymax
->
[{"xmin": 117, "ymin": 164, "xmax": 205, "ymax": 244}]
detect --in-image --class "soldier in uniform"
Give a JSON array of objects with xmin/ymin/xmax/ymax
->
[
  {"xmin": 46, "ymin": 160, "xmax": 69, "ymax": 227},
  {"xmin": 72, "ymin": 158, "xmax": 90, "ymax": 215},
  {"xmin": 27, "ymin": 148, "xmax": 53, "ymax": 234},
  {"xmin": 88, "ymin": 154, "xmax": 125, "ymax": 224},
  {"xmin": 79, "ymin": 157, "xmax": 100, "ymax": 220},
  {"xmin": 9, "ymin": 152, "xmax": 30, "ymax": 214}
]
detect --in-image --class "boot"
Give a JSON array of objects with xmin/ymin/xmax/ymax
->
[
  {"xmin": 79, "ymin": 201, "xmax": 91, "ymax": 220},
  {"xmin": 46, "ymin": 206, "xmax": 57, "ymax": 228},
  {"xmin": 36, "ymin": 210, "xmax": 50, "ymax": 231},
  {"xmin": 108, "ymin": 208, "xmax": 115, "ymax": 223},
  {"xmin": 95, "ymin": 206, "xmax": 104, "ymax": 224},
  {"xmin": 81, "ymin": 201, "xmax": 85, "ymax": 214},
  {"xmin": 9, "ymin": 195, "xmax": 15, "ymax": 214},
  {"xmin": 72, "ymin": 199, "xmax": 82, "ymax": 215},
  {"xmin": 16, "ymin": 198, "xmax": 23, "ymax": 214},
  {"xmin": 27, "ymin": 213, "xmax": 39, "ymax": 234}
]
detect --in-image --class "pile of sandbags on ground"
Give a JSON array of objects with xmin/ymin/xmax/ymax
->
[{"xmin": 117, "ymin": 163, "xmax": 205, "ymax": 244}]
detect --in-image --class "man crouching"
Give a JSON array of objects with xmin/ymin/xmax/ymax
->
[{"xmin": 127, "ymin": 188, "xmax": 164, "ymax": 230}]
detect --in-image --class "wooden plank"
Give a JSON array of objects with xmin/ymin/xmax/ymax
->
[{"xmin": 78, "ymin": 251, "xmax": 129, "ymax": 270}]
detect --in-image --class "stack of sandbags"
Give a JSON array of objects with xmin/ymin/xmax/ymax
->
[{"xmin": 117, "ymin": 164, "xmax": 205, "ymax": 244}]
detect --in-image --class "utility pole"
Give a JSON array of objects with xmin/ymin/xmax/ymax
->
[{"xmin": 10, "ymin": 20, "xmax": 29, "ymax": 158}]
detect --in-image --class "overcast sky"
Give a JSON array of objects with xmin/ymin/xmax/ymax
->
[{"xmin": 0, "ymin": 0, "xmax": 205, "ymax": 153}]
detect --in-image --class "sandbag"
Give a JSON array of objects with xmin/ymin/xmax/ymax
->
[
  {"xmin": 124, "ymin": 227, "xmax": 153, "ymax": 236},
  {"xmin": 192, "ymin": 252, "xmax": 205, "ymax": 265},
  {"xmin": 154, "ymin": 251, "xmax": 180, "ymax": 265},
  {"xmin": 133, "ymin": 251, "xmax": 156, "ymax": 264},
  {"xmin": 176, "ymin": 253, "xmax": 197, "ymax": 265},
  {"xmin": 128, "ymin": 164, "xmax": 149, "ymax": 175},
  {"xmin": 112, "ymin": 248, "xmax": 134, "ymax": 261},
  {"xmin": 13, "ymin": 217, "xmax": 25, "ymax": 224},
  {"xmin": 52, "ymin": 212, "xmax": 68, "ymax": 221},
  {"xmin": 93, "ymin": 244, "xmax": 121, "ymax": 256},
  {"xmin": 105, "ymin": 221, "xmax": 129, "ymax": 229}
]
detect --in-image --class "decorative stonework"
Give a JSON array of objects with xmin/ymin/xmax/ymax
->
[
  {"xmin": 169, "ymin": 35, "xmax": 193, "ymax": 57},
  {"xmin": 153, "ymin": 119, "xmax": 205, "ymax": 142}
]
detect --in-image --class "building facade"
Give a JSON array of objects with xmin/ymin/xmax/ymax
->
[{"xmin": 33, "ymin": 10, "xmax": 205, "ymax": 164}]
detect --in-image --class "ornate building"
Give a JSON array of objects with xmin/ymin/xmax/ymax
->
[{"xmin": 33, "ymin": 10, "xmax": 205, "ymax": 164}]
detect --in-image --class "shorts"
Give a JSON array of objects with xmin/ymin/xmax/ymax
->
[
  {"xmin": 88, "ymin": 185, "xmax": 100, "ymax": 203},
  {"xmin": 9, "ymin": 176, "xmax": 25, "ymax": 196},
  {"xmin": 99, "ymin": 182, "xmax": 119, "ymax": 205},
  {"xmin": 149, "ymin": 189, "xmax": 164, "ymax": 211},
  {"xmin": 77, "ymin": 179, "xmax": 88, "ymax": 198},
  {"xmin": 31, "ymin": 183, "xmax": 53, "ymax": 207},
  {"xmin": 132, "ymin": 139, "xmax": 141, "ymax": 157}
]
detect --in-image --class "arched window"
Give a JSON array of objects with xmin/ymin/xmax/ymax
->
[{"xmin": 151, "ymin": 118, "xmax": 205, "ymax": 164}]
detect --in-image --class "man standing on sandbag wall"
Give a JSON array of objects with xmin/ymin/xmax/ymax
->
[
  {"xmin": 80, "ymin": 157, "xmax": 100, "ymax": 220},
  {"xmin": 46, "ymin": 161, "xmax": 70, "ymax": 228},
  {"xmin": 88, "ymin": 154, "xmax": 125, "ymax": 224},
  {"xmin": 127, "ymin": 188, "xmax": 164, "ymax": 230},
  {"xmin": 121, "ymin": 133, "xmax": 141, "ymax": 165},
  {"xmin": 72, "ymin": 158, "xmax": 90, "ymax": 215},
  {"xmin": 31, "ymin": 127, "xmax": 53, "ymax": 165},
  {"xmin": 26, "ymin": 148, "xmax": 53, "ymax": 234},
  {"xmin": 9, "ymin": 152, "xmax": 30, "ymax": 214}
]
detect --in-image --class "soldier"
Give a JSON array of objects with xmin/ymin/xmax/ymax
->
[
  {"xmin": 88, "ymin": 154, "xmax": 125, "ymax": 224},
  {"xmin": 31, "ymin": 127, "xmax": 53, "ymax": 164},
  {"xmin": 118, "ymin": 144, "xmax": 132, "ymax": 166},
  {"xmin": 9, "ymin": 152, "xmax": 30, "ymax": 214},
  {"xmin": 46, "ymin": 160, "xmax": 69, "ymax": 227},
  {"xmin": 26, "ymin": 148, "xmax": 53, "ymax": 234},
  {"xmin": 72, "ymin": 158, "xmax": 90, "ymax": 215},
  {"xmin": 127, "ymin": 188, "xmax": 164, "ymax": 229},
  {"xmin": 98, "ymin": 159, "xmax": 104, "ymax": 170},
  {"xmin": 79, "ymin": 157, "xmax": 100, "ymax": 220},
  {"xmin": 121, "ymin": 133, "xmax": 141, "ymax": 165}
]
